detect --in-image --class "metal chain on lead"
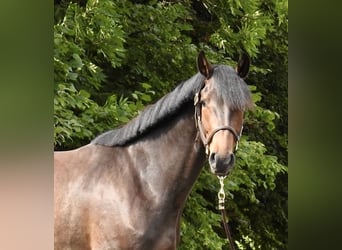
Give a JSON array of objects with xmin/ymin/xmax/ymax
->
[
  {"xmin": 217, "ymin": 176, "xmax": 236, "ymax": 250},
  {"xmin": 217, "ymin": 176, "xmax": 226, "ymax": 210}
]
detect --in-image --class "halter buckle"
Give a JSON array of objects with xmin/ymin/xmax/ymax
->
[
  {"xmin": 194, "ymin": 93, "xmax": 199, "ymax": 106},
  {"xmin": 205, "ymin": 145, "xmax": 209, "ymax": 155}
]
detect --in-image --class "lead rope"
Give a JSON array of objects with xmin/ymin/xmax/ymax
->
[{"xmin": 218, "ymin": 176, "xmax": 236, "ymax": 250}]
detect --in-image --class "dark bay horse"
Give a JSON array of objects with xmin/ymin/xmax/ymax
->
[{"xmin": 54, "ymin": 51, "xmax": 253, "ymax": 249}]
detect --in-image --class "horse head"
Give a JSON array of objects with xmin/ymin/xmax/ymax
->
[{"xmin": 195, "ymin": 51, "xmax": 253, "ymax": 176}]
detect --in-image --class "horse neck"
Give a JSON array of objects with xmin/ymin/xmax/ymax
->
[{"xmin": 130, "ymin": 104, "xmax": 206, "ymax": 207}]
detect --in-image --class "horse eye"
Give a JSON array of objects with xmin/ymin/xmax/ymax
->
[{"xmin": 200, "ymin": 101, "xmax": 206, "ymax": 107}]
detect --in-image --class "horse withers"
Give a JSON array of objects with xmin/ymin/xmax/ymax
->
[{"xmin": 54, "ymin": 51, "xmax": 253, "ymax": 249}]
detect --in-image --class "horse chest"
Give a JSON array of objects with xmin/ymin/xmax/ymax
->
[
  {"xmin": 85, "ymin": 207, "xmax": 179, "ymax": 250},
  {"xmin": 77, "ymin": 184, "xmax": 180, "ymax": 249}
]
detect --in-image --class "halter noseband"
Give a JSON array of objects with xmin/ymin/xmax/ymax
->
[{"xmin": 194, "ymin": 82, "xmax": 243, "ymax": 155}]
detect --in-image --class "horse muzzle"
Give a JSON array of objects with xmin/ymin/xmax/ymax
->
[{"xmin": 208, "ymin": 152, "xmax": 235, "ymax": 176}]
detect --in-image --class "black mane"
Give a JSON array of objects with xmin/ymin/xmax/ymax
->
[
  {"xmin": 91, "ymin": 65, "xmax": 252, "ymax": 147},
  {"xmin": 91, "ymin": 73, "xmax": 205, "ymax": 146},
  {"xmin": 212, "ymin": 65, "xmax": 253, "ymax": 111}
]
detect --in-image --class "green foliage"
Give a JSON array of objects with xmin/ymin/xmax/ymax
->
[
  {"xmin": 108, "ymin": 1, "xmax": 199, "ymax": 98},
  {"xmin": 54, "ymin": 0, "xmax": 125, "ymax": 94},
  {"xmin": 54, "ymin": 0, "xmax": 287, "ymax": 248},
  {"xmin": 54, "ymin": 83, "xmax": 143, "ymax": 149},
  {"xmin": 180, "ymin": 186, "xmax": 226, "ymax": 249}
]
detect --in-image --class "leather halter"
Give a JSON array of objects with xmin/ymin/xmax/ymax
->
[{"xmin": 194, "ymin": 81, "xmax": 242, "ymax": 155}]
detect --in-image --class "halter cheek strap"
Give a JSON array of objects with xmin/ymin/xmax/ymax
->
[{"xmin": 194, "ymin": 88, "xmax": 243, "ymax": 155}]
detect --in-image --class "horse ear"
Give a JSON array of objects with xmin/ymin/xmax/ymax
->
[
  {"xmin": 236, "ymin": 53, "xmax": 250, "ymax": 78},
  {"xmin": 197, "ymin": 51, "xmax": 213, "ymax": 79}
]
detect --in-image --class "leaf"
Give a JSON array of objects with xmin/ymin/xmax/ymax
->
[
  {"xmin": 79, "ymin": 89, "xmax": 90, "ymax": 98},
  {"xmin": 72, "ymin": 53, "xmax": 83, "ymax": 69}
]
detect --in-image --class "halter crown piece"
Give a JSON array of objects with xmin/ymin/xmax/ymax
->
[{"xmin": 193, "ymin": 81, "xmax": 243, "ymax": 156}]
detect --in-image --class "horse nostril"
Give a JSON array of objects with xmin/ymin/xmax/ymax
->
[
  {"xmin": 227, "ymin": 153, "xmax": 235, "ymax": 166},
  {"xmin": 209, "ymin": 152, "xmax": 216, "ymax": 165}
]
